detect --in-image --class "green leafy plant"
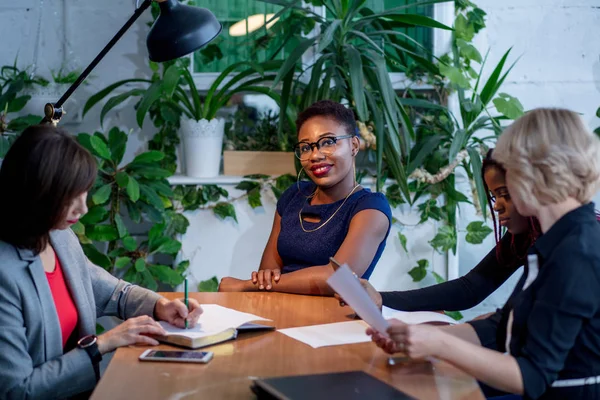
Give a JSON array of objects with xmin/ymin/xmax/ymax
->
[
  {"xmin": 172, "ymin": 174, "xmax": 296, "ymax": 223},
  {"xmin": 51, "ymin": 65, "xmax": 87, "ymax": 85},
  {"xmin": 225, "ymin": 109, "xmax": 294, "ymax": 152},
  {"xmin": 261, "ymin": 0, "xmax": 454, "ymax": 198},
  {"xmin": 74, "ymin": 127, "xmax": 191, "ymax": 290},
  {"xmin": 84, "ymin": 58, "xmax": 293, "ymax": 127},
  {"xmin": 0, "ymin": 62, "xmax": 48, "ymax": 156}
]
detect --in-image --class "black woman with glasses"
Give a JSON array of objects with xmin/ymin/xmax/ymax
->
[{"xmin": 219, "ymin": 100, "xmax": 392, "ymax": 295}]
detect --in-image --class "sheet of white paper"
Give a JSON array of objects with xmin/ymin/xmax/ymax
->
[
  {"xmin": 159, "ymin": 304, "xmax": 271, "ymax": 338},
  {"xmin": 326, "ymin": 264, "xmax": 390, "ymax": 335},
  {"xmin": 278, "ymin": 321, "xmax": 371, "ymax": 348},
  {"xmin": 382, "ymin": 306, "xmax": 458, "ymax": 325}
]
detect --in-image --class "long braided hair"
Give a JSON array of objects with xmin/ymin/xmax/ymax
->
[{"xmin": 482, "ymin": 149, "xmax": 542, "ymax": 263}]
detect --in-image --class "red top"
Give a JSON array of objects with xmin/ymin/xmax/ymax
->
[{"xmin": 45, "ymin": 253, "xmax": 79, "ymax": 348}]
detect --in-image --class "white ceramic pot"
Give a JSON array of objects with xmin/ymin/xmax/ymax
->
[
  {"xmin": 20, "ymin": 83, "xmax": 80, "ymax": 124},
  {"xmin": 180, "ymin": 117, "xmax": 225, "ymax": 178}
]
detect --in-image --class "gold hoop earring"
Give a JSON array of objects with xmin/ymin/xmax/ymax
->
[{"xmin": 297, "ymin": 167, "xmax": 317, "ymax": 198}]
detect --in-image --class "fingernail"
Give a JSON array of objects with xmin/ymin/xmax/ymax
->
[
  {"xmin": 259, "ymin": 285, "xmax": 264, "ymax": 289},
  {"xmin": 267, "ymin": 285, "xmax": 271, "ymax": 290}
]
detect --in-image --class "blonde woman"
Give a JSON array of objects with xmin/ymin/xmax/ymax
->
[{"xmin": 368, "ymin": 108, "xmax": 600, "ymax": 400}]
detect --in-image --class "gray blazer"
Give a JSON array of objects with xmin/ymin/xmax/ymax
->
[{"xmin": 0, "ymin": 229, "xmax": 162, "ymax": 399}]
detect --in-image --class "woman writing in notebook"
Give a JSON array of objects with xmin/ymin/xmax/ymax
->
[
  {"xmin": 0, "ymin": 126, "xmax": 203, "ymax": 399},
  {"xmin": 219, "ymin": 100, "xmax": 392, "ymax": 295},
  {"xmin": 369, "ymin": 108, "xmax": 600, "ymax": 399}
]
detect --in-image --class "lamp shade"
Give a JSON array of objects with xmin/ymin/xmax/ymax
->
[{"xmin": 147, "ymin": 0, "xmax": 222, "ymax": 62}]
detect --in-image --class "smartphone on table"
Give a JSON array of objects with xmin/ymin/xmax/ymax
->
[{"xmin": 139, "ymin": 349, "xmax": 213, "ymax": 363}]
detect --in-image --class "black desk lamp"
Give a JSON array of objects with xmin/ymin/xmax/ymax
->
[{"xmin": 42, "ymin": 0, "xmax": 222, "ymax": 125}]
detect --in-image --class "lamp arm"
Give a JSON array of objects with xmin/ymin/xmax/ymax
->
[{"xmin": 43, "ymin": 0, "xmax": 154, "ymax": 124}]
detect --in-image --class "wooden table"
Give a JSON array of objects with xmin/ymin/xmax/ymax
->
[{"xmin": 91, "ymin": 293, "xmax": 484, "ymax": 400}]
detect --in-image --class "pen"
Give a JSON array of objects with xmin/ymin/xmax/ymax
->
[{"xmin": 184, "ymin": 278, "xmax": 188, "ymax": 329}]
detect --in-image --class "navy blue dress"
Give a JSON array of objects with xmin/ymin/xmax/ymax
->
[{"xmin": 276, "ymin": 181, "xmax": 392, "ymax": 279}]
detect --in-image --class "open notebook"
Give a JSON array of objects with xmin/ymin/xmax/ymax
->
[{"xmin": 155, "ymin": 304, "xmax": 273, "ymax": 349}]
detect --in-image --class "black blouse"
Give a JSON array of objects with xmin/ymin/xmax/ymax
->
[
  {"xmin": 380, "ymin": 233, "xmax": 527, "ymax": 312},
  {"xmin": 469, "ymin": 203, "xmax": 600, "ymax": 400}
]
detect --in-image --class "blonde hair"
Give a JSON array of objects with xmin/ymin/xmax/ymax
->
[{"xmin": 493, "ymin": 108, "xmax": 600, "ymax": 209}]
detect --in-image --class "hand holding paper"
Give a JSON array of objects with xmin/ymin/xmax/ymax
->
[{"xmin": 326, "ymin": 264, "xmax": 390, "ymax": 336}]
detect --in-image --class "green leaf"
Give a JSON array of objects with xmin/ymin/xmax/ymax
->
[
  {"xmin": 468, "ymin": 147, "xmax": 487, "ymax": 221},
  {"xmin": 432, "ymin": 271, "xmax": 446, "ymax": 284},
  {"xmin": 128, "ymin": 165, "xmax": 172, "ymax": 179},
  {"xmin": 92, "ymin": 184, "xmax": 112, "ymax": 205},
  {"xmin": 136, "ymin": 81, "xmax": 162, "ymax": 128},
  {"xmin": 169, "ymin": 213, "xmax": 190, "ymax": 234},
  {"xmin": 90, "ymin": 135, "xmax": 112, "ymax": 160},
  {"xmin": 408, "ymin": 135, "xmax": 443, "ymax": 174},
  {"xmin": 235, "ymin": 180, "xmax": 261, "ymax": 191},
  {"xmin": 271, "ymin": 37, "xmax": 317, "ymax": 88},
  {"xmin": 429, "ymin": 225, "xmax": 457, "ymax": 254},
  {"xmin": 86, "ymin": 225, "xmax": 119, "ymax": 242},
  {"xmin": 408, "ymin": 259, "xmax": 428, "ymax": 282},
  {"xmin": 448, "ymin": 129, "xmax": 468, "ymax": 163},
  {"xmin": 132, "ymin": 150, "xmax": 165, "ymax": 165},
  {"xmin": 465, "ymin": 221, "xmax": 493, "ymax": 244},
  {"xmin": 114, "ymin": 214, "xmax": 128, "ymax": 238},
  {"xmin": 456, "ymin": 39, "xmax": 482, "ymax": 63},
  {"xmin": 317, "ymin": 19, "xmax": 341, "ymax": 54},
  {"xmin": 152, "ymin": 238, "xmax": 182, "ymax": 255},
  {"xmin": 492, "ymin": 93, "xmax": 524, "ymax": 120},
  {"xmin": 384, "ymin": 13, "xmax": 453, "ymax": 30},
  {"xmin": 398, "ymin": 232, "xmax": 408, "ymax": 253},
  {"xmin": 6, "ymin": 115, "xmax": 41, "ymax": 133},
  {"xmin": 444, "ymin": 311, "xmax": 463, "ymax": 321},
  {"xmin": 135, "ymin": 258, "xmax": 146, "ymax": 272},
  {"xmin": 82, "ymin": 78, "xmax": 149, "ymax": 117},
  {"xmin": 198, "ymin": 276, "xmax": 219, "ymax": 292},
  {"xmin": 147, "ymin": 181, "xmax": 174, "ymax": 197},
  {"xmin": 418, "ymin": 199, "xmax": 443, "ymax": 223},
  {"xmin": 108, "ymin": 127, "xmax": 128, "ymax": 164},
  {"xmin": 454, "ymin": 13, "xmax": 474, "ymax": 41},
  {"xmin": 81, "ymin": 244, "xmax": 111, "ymax": 269},
  {"xmin": 213, "ymin": 202, "xmax": 238, "ymax": 223},
  {"xmin": 140, "ymin": 184, "xmax": 165, "ymax": 211},
  {"xmin": 115, "ymin": 256, "xmax": 132, "ymax": 269},
  {"xmin": 122, "ymin": 236, "xmax": 138, "ymax": 251},
  {"xmin": 439, "ymin": 62, "xmax": 470, "ymax": 89},
  {"xmin": 80, "ymin": 206, "xmax": 108, "ymax": 225},
  {"xmin": 100, "ymin": 89, "xmax": 145, "ymax": 125},
  {"xmin": 176, "ymin": 260, "xmax": 190, "ymax": 275},
  {"xmin": 346, "ymin": 46, "xmax": 368, "ymax": 122},
  {"xmin": 77, "ymin": 133, "xmax": 94, "ymax": 153},
  {"xmin": 71, "ymin": 221, "xmax": 85, "ymax": 235},
  {"xmin": 385, "ymin": 184, "xmax": 406, "ymax": 208},
  {"xmin": 248, "ymin": 188, "xmax": 262, "ymax": 209},
  {"xmin": 116, "ymin": 171, "xmax": 129, "ymax": 188},
  {"xmin": 150, "ymin": 264, "xmax": 184, "ymax": 286},
  {"xmin": 162, "ymin": 63, "xmax": 181, "ymax": 98},
  {"xmin": 127, "ymin": 176, "xmax": 140, "ymax": 202}
]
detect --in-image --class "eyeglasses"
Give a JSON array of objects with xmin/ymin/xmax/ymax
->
[{"xmin": 293, "ymin": 135, "xmax": 355, "ymax": 160}]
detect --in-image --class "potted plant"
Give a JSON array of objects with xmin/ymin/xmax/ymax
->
[
  {"xmin": 19, "ymin": 65, "xmax": 85, "ymax": 125},
  {"xmin": 84, "ymin": 58, "xmax": 293, "ymax": 178},
  {"xmin": 222, "ymin": 108, "xmax": 296, "ymax": 176}
]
